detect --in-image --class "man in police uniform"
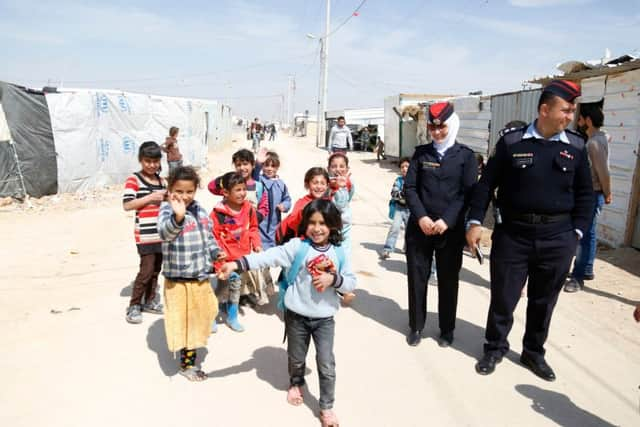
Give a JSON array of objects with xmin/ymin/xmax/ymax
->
[{"xmin": 466, "ymin": 80, "xmax": 594, "ymax": 381}]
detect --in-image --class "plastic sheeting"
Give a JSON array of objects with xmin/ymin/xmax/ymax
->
[
  {"xmin": 46, "ymin": 90, "xmax": 217, "ymax": 193},
  {"xmin": 0, "ymin": 82, "xmax": 57, "ymax": 198}
]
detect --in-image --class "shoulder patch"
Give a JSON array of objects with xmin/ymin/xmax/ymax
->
[
  {"xmin": 502, "ymin": 128, "xmax": 526, "ymax": 146},
  {"xmin": 565, "ymin": 129, "xmax": 586, "ymax": 150}
]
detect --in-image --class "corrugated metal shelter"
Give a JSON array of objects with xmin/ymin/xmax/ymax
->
[
  {"xmin": 489, "ymin": 89, "xmax": 542, "ymax": 155},
  {"xmin": 530, "ymin": 60, "xmax": 640, "ymax": 247},
  {"xmin": 452, "ymin": 95, "xmax": 492, "ymax": 155}
]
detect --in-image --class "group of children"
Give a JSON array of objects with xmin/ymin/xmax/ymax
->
[{"xmin": 123, "ymin": 141, "xmax": 357, "ymax": 427}]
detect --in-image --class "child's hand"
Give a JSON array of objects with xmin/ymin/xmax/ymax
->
[
  {"xmin": 256, "ymin": 147, "xmax": 268, "ymax": 164},
  {"xmin": 312, "ymin": 272, "xmax": 335, "ymax": 293},
  {"xmin": 254, "ymin": 247, "xmax": 262, "ymax": 253},
  {"xmin": 336, "ymin": 176, "xmax": 348, "ymax": 189},
  {"xmin": 277, "ymin": 203, "xmax": 286, "ymax": 212},
  {"xmin": 169, "ymin": 192, "xmax": 186, "ymax": 222},
  {"xmin": 216, "ymin": 251, "xmax": 227, "ymax": 261},
  {"xmin": 147, "ymin": 190, "xmax": 166, "ymax": 205},
  {"xmin": 217, "ymin": 262, "xmax": 237, "ymax": 280}
]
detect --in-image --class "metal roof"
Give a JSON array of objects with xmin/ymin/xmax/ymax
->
[{"xmin": 529, "ymin": 59, "xmax": 640, "ymax": 85}]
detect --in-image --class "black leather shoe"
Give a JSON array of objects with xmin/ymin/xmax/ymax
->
[
  {"xmin": 407, "ymin": 330, "xmax": 422, "ymax": 346},
  {"xmin": 438, "ymin": 332, "xmax": 454, "ymax": 348},
  {"xmin": 583, "ymin": 273, "xmax": 595, "ymax": 281},
  {"xmin": 475, "ymin": 353, "xmax": 502, "ymax": 375},
  {"xmin": 520, "ymin": 354, "xmax": 556, "ymax": 381}
]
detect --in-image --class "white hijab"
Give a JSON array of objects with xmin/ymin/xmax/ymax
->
[{"xmin": 432, "ymin": 112, "xmax": 460, "ymax": 157}]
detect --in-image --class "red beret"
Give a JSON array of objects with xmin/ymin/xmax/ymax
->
[
  {"xmin": 543, "ymin": 80, "xmax": 581, "ymax": 103},
  {"xmin": 428, "ymin": 102, "xmax": 454, "ymax": 125}
]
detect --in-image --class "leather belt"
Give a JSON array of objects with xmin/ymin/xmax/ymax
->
[{"xmin": 509, "ymin": 213, "xmax": 571, "ymax": 225}]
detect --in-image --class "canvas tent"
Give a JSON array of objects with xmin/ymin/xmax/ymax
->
[
  {"xmin": 0, "ymin": 82, "xmax": 58, "ymax": 198},
  {"xmin": 0, "ymin": 81, "xmax": 232, "ymax": 197}
]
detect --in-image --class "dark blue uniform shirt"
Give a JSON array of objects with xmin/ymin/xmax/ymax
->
[
  {"xmin": 468, "ymin": 124, "xmax": 594, "ymax": 236},
  {"xmin": 405, "ymin": 142, "xmax": 478, "ymax": 228}
]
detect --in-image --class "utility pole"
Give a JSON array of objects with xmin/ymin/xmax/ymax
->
[
  {"xmin": 316, "ymin": 0, "xmax": 330, "ymax": 148},
  {"xmin": 287, "ymin": 75, "xmax": 296, "ymax": 131}
]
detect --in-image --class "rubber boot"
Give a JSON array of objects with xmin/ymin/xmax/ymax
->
[{"xmin": 226, "ymin": 303, "xmax": 244, "ymax": 332}]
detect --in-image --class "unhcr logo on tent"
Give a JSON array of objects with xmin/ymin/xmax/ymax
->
[
  {"xmin": 122, "ymin": 136, "xmax": 136, "ymax": 156},
  {"xmin": 98, "ymin": 138, "xmax": 110, "ymax": 163},
  {"xmin": 96, "ymin": 93, "xmax": 109, "ymax": 117},
  {"xmin": 118, "ymin": 95, "xmax": 131, "ymax": 114}
]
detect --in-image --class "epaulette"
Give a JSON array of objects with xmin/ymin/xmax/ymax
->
[
  {"xmin": 499, "ymin": 125, "xmax": 526, "ymax": 138},
  {"xmin": 502, "ymin": 126, "xmax": 526, "ymax": 146},
  {"xmin": 565, "ymin": 129, "xmax": 586, "ymax": 150}
]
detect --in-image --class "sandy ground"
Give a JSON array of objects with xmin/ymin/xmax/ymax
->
[{"xmin": 1, "ymin": 131, "xmax": 639, "ymax": 427}]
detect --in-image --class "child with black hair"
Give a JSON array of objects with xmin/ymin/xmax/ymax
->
[
  {"xmin": 259, "ymin": 151, "xmax": 292, "ymax": 298},
  {"xmin": 208, "ymin": 148, "xmax": 268, "ymax": 306},
  {"xmin": 218, "ymin": 199, "xmax": 356, "ymax": 427},
  {"xmin": 210, "ymin": 172, "xmax": 261, "ymax": 332},
  {"xmin": 122, "ymin": 141, "xmax": 167, "ymax": 324},
  {"xmin": 157, "ymin": 166, "xmax": 223, "ymax": 381},
  {"xmin": 381, "ymin": 157, "xmax": 411, "ymax": 259}
]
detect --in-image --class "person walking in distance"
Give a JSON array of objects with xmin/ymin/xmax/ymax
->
[
  {"xmin": 466, "ymin": 80, "xmax": 594, "ymax": 381},
  {"xmin": 329, "ymin": 116, "xmax": 353, "ymax": 153}
]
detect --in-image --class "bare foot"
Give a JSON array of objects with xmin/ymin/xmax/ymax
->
[
  {"xmin": 286, "ymin": 385, "xmax": 303, "ymax": 406},
  {"xmin": 320, "ymin": 409, "xmax": 340, "ymax": 427}
]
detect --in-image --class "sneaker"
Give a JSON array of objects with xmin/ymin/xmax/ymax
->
[
  {"xmin": 142, "ymin": 300, "xmax": 164, "ymax": 314},
  {"xmin": 563, "ymin": 278, "xmax": 583, "ymax": 293},
  {"xmin": 257, "ymin": 292, "xmax": 269, "ymax": 306},
  {"xmin": 126, "ymin": 304, "xmax": 143, "ymax": 324},
  {"xmin": 380, "ymin": 250, "xmax": 390, "ymax": 260}
]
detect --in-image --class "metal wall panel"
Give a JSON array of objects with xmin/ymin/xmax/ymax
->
[
  {"xmin": 599, "ymin": 69, "xmax": 640, "ymax": 247},
  {"xmin": 489, "ymin": 89, "xmax": 542, "ymax": 154}
]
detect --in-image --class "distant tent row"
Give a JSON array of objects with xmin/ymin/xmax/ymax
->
[{"xmin": 0, "ymin": 81, "xmax": 232, "ymax": 198}]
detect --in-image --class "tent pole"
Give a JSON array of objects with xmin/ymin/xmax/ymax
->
[{"xmin": 9, "ymin": 139, "xmax": 28, "ymax": 200}]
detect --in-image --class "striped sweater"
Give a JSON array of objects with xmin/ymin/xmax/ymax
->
[{"xmin": 122, "ymin": 172, "xmax": 166, "ymax": 248}]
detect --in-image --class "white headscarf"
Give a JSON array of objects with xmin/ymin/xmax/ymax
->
[{"xmin": 432, "ymin": 112, "xmax": 460, "ymax": 157}]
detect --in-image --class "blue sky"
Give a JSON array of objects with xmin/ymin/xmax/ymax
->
[{"xmin": 1, "ymin": 0, "xmax": 639, "ymax": 121}]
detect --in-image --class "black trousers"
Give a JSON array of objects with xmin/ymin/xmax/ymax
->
[
  {"xmin": 405, "ymin": 221, "xmax": 464, "ymax": 333},
  {"xmin": 485, "ymin": 226, "xmax": 577, "ymax": 361}
]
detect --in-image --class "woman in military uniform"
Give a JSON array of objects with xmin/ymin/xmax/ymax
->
[{"xmin": 404, "ymin": 102, "xmax": 478, "ymax": 347}]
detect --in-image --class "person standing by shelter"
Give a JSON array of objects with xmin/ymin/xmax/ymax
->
[
  {"xmin": 564, "ymin": 103, "xmax": 612, "ymax": 292},
  {"xmin": 404, "ymin": 102, "xmax": 478, "ymax": 347},
  {"xmin": 329, "ymin": 116, "xmax": 353, "ymax": 153},
  {"xmin": 161, "ymin": 127, "xmax": 183, "ymax": 174},
  {"xmin": 466, "ymin": 80, "xmax": 594, "ymax": 381}
]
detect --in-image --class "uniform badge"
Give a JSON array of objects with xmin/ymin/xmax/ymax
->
[
  {"xmin": 433, "ymin": 118, "xmax": 441, "ymax": 125},
  {"xmin": 422, "ymin": 161, "xmax": 440, "ymax": 169},
  {"xmin": 559, "ymin": 150, "xmax": 574, "ymax": 160}
]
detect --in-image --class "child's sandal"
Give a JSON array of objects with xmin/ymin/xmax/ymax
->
[
  {"xmin": 319, "ymin": 409, "xmax": 339, "ymax": 427},
  {"xmin": 179, "ymin": 367, "xmax": 207, "ymax": 382},
  {"xmin": 286, "ymin": 385, "xmax": 304, "ymax": 406}
]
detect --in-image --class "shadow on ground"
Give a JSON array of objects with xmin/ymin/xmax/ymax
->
[
  {"xmin": 350, "ymin": 288, "xmax": 515, "ymax": 363},
  {"xmin": 120, "ymin": 282, "xmax": 133, "ymax": 297},
  {"xmin": 515, "ymin": 384, "xmax": 617, "ymax": 427},
  {"xmin": 146, "ymin": 319, "xmax": 209, "ymax": 377},
  {"xmin": 207, "ymin": 346, "xmax": 320, "ymax": 416},
  {"xmin": 360, "ymin": 158, "xmax": 400, "ymax": 173}
]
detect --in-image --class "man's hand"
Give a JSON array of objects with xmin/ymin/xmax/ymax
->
[
  {"xmin": 605, "ymin": 194, "xmax": 613, "ymax": 204},
  {"xmin": 217, "ymin": 262, "xmax": 238, "ymax": 280},
  {"xmin": 432, "ymin": 219, "xmax": 448, "ymax": 235},
  {"xmin": 169, "ymin": 192, "xmax": 186, "ymax": 222},
  {"xmin": 465, "ymin": 224, "xmax": 482, "ymax": 255},
  {"xmin": 312, "ymin": 272, "xmax": 335, "ymax": 293},
  {"xmin": 418, "ymin": 216, "xmax": 435, "ymax": 235}
]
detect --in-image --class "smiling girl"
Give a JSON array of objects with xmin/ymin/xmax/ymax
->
[{"xmin": 218, "ymin": 199, "xmax": 356, "ymax": 427}]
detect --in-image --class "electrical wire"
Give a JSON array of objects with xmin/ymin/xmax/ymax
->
[{"xmin": 324, "ymin": 0, "xmax": 368, "ymax": 39}]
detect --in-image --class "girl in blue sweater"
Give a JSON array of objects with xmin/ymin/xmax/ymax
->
[{"xmin": 218, "ymin": 199, "xmax": 355, "ymax": 427}]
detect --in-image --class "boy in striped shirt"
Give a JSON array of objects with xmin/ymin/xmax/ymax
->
[{"xmin": 122, "ymin": 141, "xmax": 167, "ymax": 324}]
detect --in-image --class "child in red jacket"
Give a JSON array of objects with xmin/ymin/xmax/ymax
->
[{"xmin": 210, "ymin": 172, "xmax": 261, "ymax": 332}]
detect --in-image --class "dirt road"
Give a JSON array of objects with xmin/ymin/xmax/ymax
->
[{"xmin": 1, "ymin": 132, "xmax": 639, "ymax": 426}]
